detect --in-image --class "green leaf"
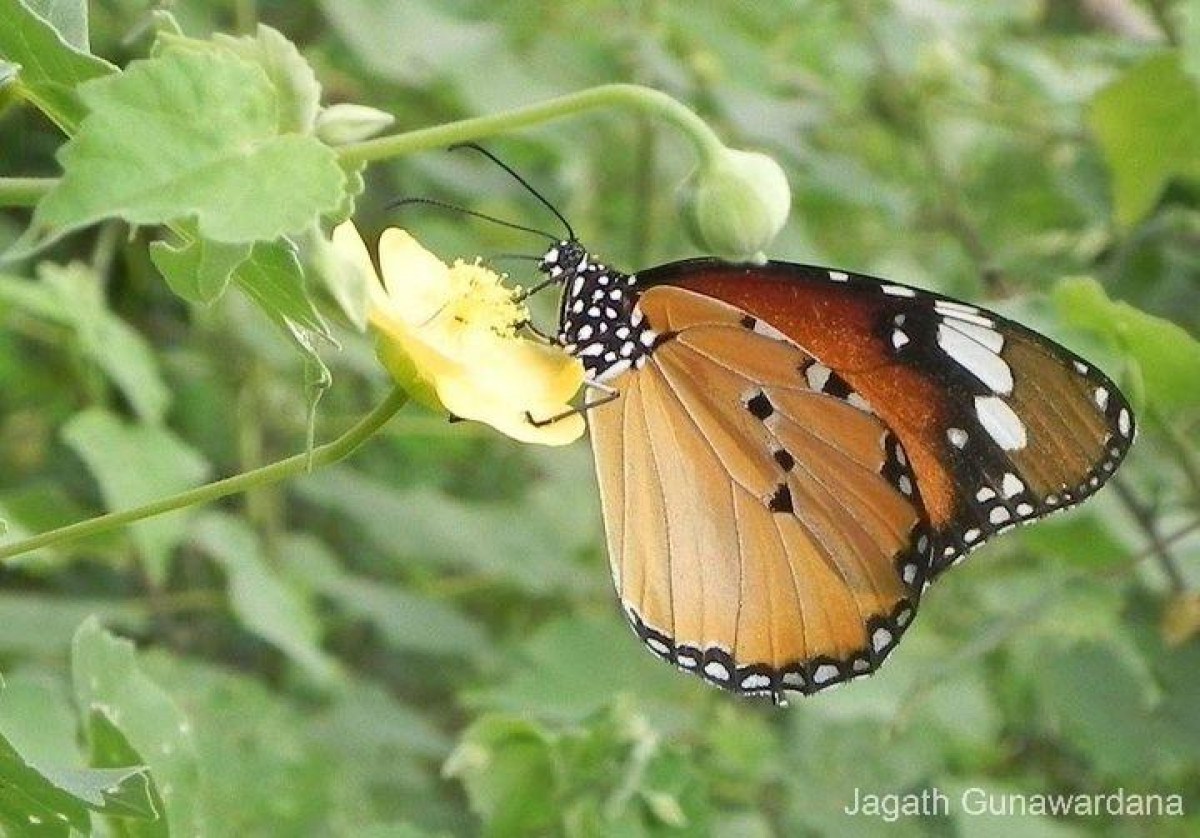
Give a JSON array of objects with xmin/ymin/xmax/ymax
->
[
  {"xmin": 24, "ymin": 0, "xmax": 91, "ymax": 51},
  {"xmin": 47, "ymin": 263, "xmax": 171, "ymax": 423},
  {"xmin": 230, "ymin": 239, "xmax": 334, "ymax": 403},
  {"xmin": 0, "ymin": 0, "xmax": 115, "ymax": 132},
  {"xmin": 443, "ymin": 716, "xmax": 558, "ymax": 837},
  {"xmin": 0, "ymin": 675, "xmax": 81, "ymax": 771},
  {"xmin": 0, "ymin": 727, "xmax": 155, "ymax": 837},
  {"xmin": 62, "ymin": 408, "xmax": 210, "ymax": 584},
  {"xmin": 285, "ymin": 533, "xmax": 490, "ymax": 659},
  {"xmin": 1053, "ymin": 276, "xmax": 1200, "ymax": 414},
  {"xmin": 0, "ymin": 676, "xmax": 158, "ymax": 838},
  {"xmin": 149, "ymin": 234, "xmax": 250, "ymax": 304},
  {"xmin": 233, "ymin": 238, "xmax": 333, "ymax": 346},
  {"xmin": 71, "ymin": 618, "xmax": 200, "ymax": 836},
  {"xmin": 14, "ymin": 48, "xmax": 345, "ymax": 256},
  {"xmin": 1088, "ymin": 52, "xmax": 1200, "ymax": 226},
  {"xmin": 82, "ymin": 712, "xmax": 166, "ymax": 835},
  {"xmin": 212, "ymin": 24, "xmax": 321, "ymax": 133},
  {"xmin": 137, "ymin": 653, "xmax": 337, "ymax": 835},
  {"xmin": 0, "ymin": 264, "xmax": 170, "ymax": 423},
  {"xmin": 191, "ymin": 513, "xmax": 341, "ymax": 687}
]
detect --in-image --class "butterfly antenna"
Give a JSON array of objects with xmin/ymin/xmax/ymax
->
[
  {"xmin": 449, "ymin": 143, "xmax": 577, "ymax": 242},
  {"xmin": 489, "ymin": 253, "xmax": 545, "ymax": 263},
  {"xmin": 387, "ymin": 197, "xmax": 560, "ymax": 242}
]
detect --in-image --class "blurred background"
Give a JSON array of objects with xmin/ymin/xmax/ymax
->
[{"xmin": 1, "ymin": 1, "xmax": 1198, "ymax": 835}]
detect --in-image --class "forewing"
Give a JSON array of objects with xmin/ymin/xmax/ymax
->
[{"xmin": 642, "ymin": 260, "xmax": 1135, "ymax": 576}]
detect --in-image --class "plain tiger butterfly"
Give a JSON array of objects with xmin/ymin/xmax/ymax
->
[{"xmin": 454, "ymin": 146, "xmax": 1136, "ymax": 702}]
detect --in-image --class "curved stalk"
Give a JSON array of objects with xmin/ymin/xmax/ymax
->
[{"xmin": 338, "ymin": 84, "xmax": 725, "ymax": 168}]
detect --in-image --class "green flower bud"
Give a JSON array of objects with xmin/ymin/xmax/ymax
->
[
  {"xmin": 315, "ymin": 103, "xmax": 395, "ymax": 145},
  {"xmin": 679, "ymin": 148, "xmax": 791, "ymax": 262}
]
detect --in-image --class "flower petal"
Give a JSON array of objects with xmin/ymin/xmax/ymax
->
[
  {"xmin": 428, "ymin": 331, "xmax": 585, "ymax": 445},
  {"xmin": 435, "ymin": 358, "xmax": 586, "ymax": 446},
  {"xmin": 332, "ymin": 221, "xmax": 386, "ymax": 310},
  {"xmin": 377, "ymin": 228, "xmax": 452, "ymax": 326}
]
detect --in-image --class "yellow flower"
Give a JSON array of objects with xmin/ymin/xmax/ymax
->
[{"xmin": 331, "ymin": 222, "xmax": 586, "ymax": 446}]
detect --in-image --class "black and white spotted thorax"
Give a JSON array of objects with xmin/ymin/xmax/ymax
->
[{"xmin": 540, "ymin": 240, "xmax": 658, "ymax": 383}]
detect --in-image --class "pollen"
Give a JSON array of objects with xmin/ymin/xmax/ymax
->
[{"xmin": 435, "ymin": 260, "xmax": 527, "ymax": 339}]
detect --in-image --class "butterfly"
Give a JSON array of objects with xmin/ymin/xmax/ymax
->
[{"xmin": 447, "ymin": 147, "xmax": 1135, "ymax": 702}]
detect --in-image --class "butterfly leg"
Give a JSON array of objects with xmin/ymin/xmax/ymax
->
[
  {"xmin": 524, "ymin": 379, "xmax": 620, "ymax": 427},
  {"xmin": 516, "ymin": 319, "xmax": 556, "ymax": 344},
  {"xmin": 514, "ymin": 277, "xmax": 556, "ymax": 302}
]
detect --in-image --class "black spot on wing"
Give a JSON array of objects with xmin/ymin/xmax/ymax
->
[
  {"xmin": 773, "ymin": 448, "xmax": 796, "ymax": 471},
  {"xmin": 745, "ymin": 391, "xmax": 774, "ymax": 420},
  {"xmin": 768, "ymin": 484, "xmax": 794, "ymax": 513}
]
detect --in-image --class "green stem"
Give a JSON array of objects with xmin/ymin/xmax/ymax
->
[
  {"xmin": 338, "ymin": 83, "xmax": 724, "ymax": 168},
  {"xmin": 0, "ymin": 388, "xmax": 409, "ymax": 562},
  {"xmin": 0, "ymin": 177, "xmax": 56, "ymax": 207}
]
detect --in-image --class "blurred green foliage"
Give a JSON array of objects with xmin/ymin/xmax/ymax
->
[{"xmin": 1, "ymin": 1, "xmax": 1199, "ymax": 835}]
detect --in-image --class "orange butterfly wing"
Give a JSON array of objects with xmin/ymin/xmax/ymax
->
[
  {"xmin": 588, "ymin": 285, "xmax": 926, "ymax": 697},
  {"xmin": 643, "ymin": 260, "xmax": 1135, "ymax": 575}
]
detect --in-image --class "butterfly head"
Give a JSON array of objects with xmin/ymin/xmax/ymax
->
[{"xmin": 538, "ymin": 239, "xmax": 588, "ymax": 282}]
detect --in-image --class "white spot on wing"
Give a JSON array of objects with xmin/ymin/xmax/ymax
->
[
  {"xmin": 934, "ymin": 300, "xmax": 980, "ymax": 316},
  {"xmin": 753, "ymin": 319, "xmax": 790, "ymax": 342},
  {"xmin": 1001, "ymin": 472, "xmax": 1024, "ymax": 498},
  {"xmin": 935, "ymin": 301, "xmax": 995, "ymax": 328},
  {"xmin": 741, "ymin": 673, "xmax": 771, "ymax": 691},
  {"xmin": 828, "ymin": 270, "xmax": 849, "ymax": 281},
  {"xmin": 704, "ymin": 660, "xmax": 730, "ymax": 681},
  {"xmin": 646, "ymin": 636, "xmax": 670, "ymax": 655},
  {"xmin": 813, "ymin": 664, "xmax": 840, "ymax": 684},
  {"xmin": 989, "ymin": 507, "xmax": 1011, "ymax": 524},
  {"xmin": 942, "ymin": 318, "xmax": 1004, "ymax": 353},
  {"xmin": 1094, "ymin": 387, "xmax": 1109, "ymax": 410},
  {"xmin": 891, "ymin": 330, "xmax": 910, "ymax": 349},
  {"xmin": 847, "ymin": 392, "xmax": 873, "ymax": 413},
  {"xmin": 806, "ymin": 363, "xmax": 832, "ymax": 391},
  {"xmin": 974, "ymin": 395, "xmax": 1028, "ymax": 450},
  {"xmin": 947, "ymin": 427, "xmax": 968, "ymax": 448},
  {"xmin": 937, "ymin": 323, "xmax": 1013, "ymax": 394},
  {"xmin": 1118, "ymin": 407, "xmax": 1132, "ymax": 437}
]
